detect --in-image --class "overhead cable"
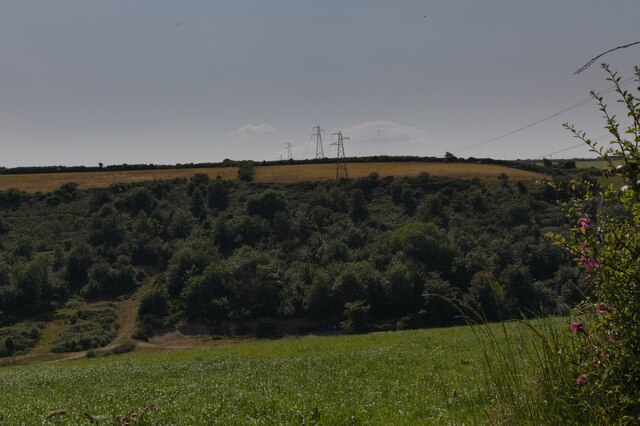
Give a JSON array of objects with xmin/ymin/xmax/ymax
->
[{"xmin": 455, "ymin": 77, "xmax": 635, "ymax": 155}]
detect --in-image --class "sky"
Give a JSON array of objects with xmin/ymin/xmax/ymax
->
[{"xmin": 1, "ymin": 1, "xmax": 639, "ymax": 167}]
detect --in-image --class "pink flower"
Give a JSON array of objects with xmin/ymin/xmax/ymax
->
[
  {"xmin": 596, "ymin": 304, "xmax": 611, "ymax": 314},
  {"xmin": 579, "ymin": 217, "xmax": 590, "ymax": 231},
  {"xmin": 579, "ymin": 243, "xmax": 589, "ymax": 253},
  {"xmin": 578, "ymin": 256, "xmax": 597, "ymax": 271},
  {"xmin": 591, "ymin": 358, "xmax": 599, "ymax": 367},
  {"xmin": 571, "ymin": 322, "xmax": 585, "ymax": 334},
  {"xmin": 577, "ymin": 374, "xmax": 587, "ymax": 386}
]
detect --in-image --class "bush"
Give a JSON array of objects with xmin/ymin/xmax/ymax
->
[
  {"xmin": 348, "ymin": 189, "xmax": 368, "ymax": 221},
  {"xmin": 51, "ymin": 182, "xmax": 77, "ymax": 203},
  {"xmin": 66, "ymin": 244, "xmax": 93, "ymax": 289},
  {"xmin": 14, "ymin": 253, "xmax": 52, "ymax": 311},
  {"xmin": 187, "ymin": 173, "xmax": 211, "ymax": 195},
  {"xmin": 0, "ymin": 188, "xmax": 25, "ymax": 209},
  {"xmin": 483, "ymin": 65, "xmax": 640, "ymax": 424},
  {"xmin": 207, "ymin": 179, "xmax": 228, "ymax": 210},
  {"xmin": 134, "ymin": 314, "xmax": 163, "ymax": 341},
  {"xmin": 57, "ymin": 182, "xmax": 79, "ymax": 195},
  {"xmin": 340, "ymin": 300, "xmax": 370, "ymax": 334},
  {"xmin": 181, "ymin": 263, "xmax": 228, "ymax": 320},
  {"xmin": 138, "ymin": 287, "xmax": 169, "ymax": 319},
  {"xmin": 52, "ymin": 304, "xmax": 118, "ymax": 352},
  {"xmin": 311, "ymin": 205, "xmax": 332, "ymax": 227},
  {"xmin": 422, "ymin": 272, "xmax": 460, "ymax": 325},
  {"xmin": 331, "ymin": 262, "xmax": 377, "ymax": 308},
  {"xmin": 247, "ymin": 190, "xmax": 287, "ymax": 220},
  {"xmin": 463, "ymin": 271, "xmax": 503, "ymax": 321},
  {"xmin": 550, "ymin": 65, "xmax": 640, "ymax": 422},
  {"xmin": 390, "ymin": 181, "xmax": 402, "ymax": 204},
  {"xmin": 166, "ymin": 247, "xmax": 209, "ymax": 297},
  {"xmin": 168, "ymin": 209, "xmax": 194, "ymax": 239},
  {"xmin": 13, "ymin": 237, "xmax": 33, "ymax": 259},
  {"xmin": 0, "ymin": 323, "xmax": 42, "ymax": 357},
  {"xmin": 112, "ymin": 341, "xmax": 136, "ymax": 355},
  {"xmin": 238, "ymin": 161, "xmax": 254, "ymax": 182},
  {"xmin": 400, "ymin": 185, "xmax": 416, "ymax": 213},
  {"xmin": 46, "ymin": 195, "xmax": 62, "ymax": 206},
  {"xmin": 82, "ymin": 262, "xmax": 137, "ymax": 299},
  {"xmin": 383, "ymin": 260, "xmax": 415, "ymax": 316},
  {"xmin": 190, "ymin": 187, "xmax": 207, "ymax": 218},
  {"xmin": 389, "ymin": 222, "xmax": 452, "ymax": 273},
  {"xmin": 118, "ymin": 187, "xmax": 155, "ymax": 214}
]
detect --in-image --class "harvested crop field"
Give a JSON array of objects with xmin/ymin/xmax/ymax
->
[{"xmin": 0, "ymin": 162, "xmax": 545, "ymax": 193}]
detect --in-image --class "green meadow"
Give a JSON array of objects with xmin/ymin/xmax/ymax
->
[
  {"xmin": 0, "ymin": 320, "xmax": 566, "ymax": 425},
  {"xmin": 574, "ymin": 159, "xmax": 623, "ymax": 169}
]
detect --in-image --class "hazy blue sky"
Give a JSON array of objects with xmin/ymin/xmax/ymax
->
[{"xmin": 1, "ymin": 1, "xmax": 639, "ymax": 167}]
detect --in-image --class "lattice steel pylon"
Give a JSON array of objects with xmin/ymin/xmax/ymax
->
[
  {"xmin": 330, "ymin": 131, "xmax": 349, "ymax": 180},
  {"xmin": 311, "ymin": 125, "xmax": 325, "ymax": 159},
  {"xmin": 284, "ymin": 143, "xmax": 293, "ymax": 160}
]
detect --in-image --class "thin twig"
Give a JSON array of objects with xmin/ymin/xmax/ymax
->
[{"xmin": 574, "ymin": 41, "xmax": 640, "ymax": 75}]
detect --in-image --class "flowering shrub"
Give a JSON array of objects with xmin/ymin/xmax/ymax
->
[{"xmin": 552, "ymin": 65, "xmax": 640, "ymax": 422}]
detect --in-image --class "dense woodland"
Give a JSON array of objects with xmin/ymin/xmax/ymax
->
[{"xmin": 0, "ymin": 168, "xmax": 591, "ymax": 353}]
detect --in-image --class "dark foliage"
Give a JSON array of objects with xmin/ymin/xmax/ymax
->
[
  {"xmin": 247, "ymin": 190, "xmax": 287, "ymax": 220},
  {"xmin": 0, "ymin": 323, "xmax": 42, "ymax": 356},
  {"xmin": 0, "ymin": 170, "xmax": 582, "ymax": 337},
  {"xmin": 237, "ymin": 161, "xmax": 255, "ymax": 182},
  {"xmin": 207, "ymin": 178, "xmax": 229, "ymax": 210}
]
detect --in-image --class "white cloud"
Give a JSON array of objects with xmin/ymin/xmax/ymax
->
[
  {"xmin": 231, "ymin": 123, "xmax": 277, "ymax": 137},
  {"xmin": 343, "ymin": 121, "xmax": 427, "ymax": 146}
]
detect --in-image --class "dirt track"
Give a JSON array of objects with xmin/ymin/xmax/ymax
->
[{"xmin": 0, "ymin": 295, "xmax": 241, "ymax": 365}]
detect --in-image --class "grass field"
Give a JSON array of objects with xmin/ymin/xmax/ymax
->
[
  {"xmin": 574, "ymin": 159, "xmax": 621, "ymax": 169},
  {"xmin": 0, "ymin": 162, "xmax": 545, "ymax": 193},
  {"xmin": 573, "ymin": 159, "xmax": 625, "ymax": 187},
  {"xmin": 530, "ymin": 159, "xmax": 621, "ymax": 169},
  {"xmin": 0, "ymin": 321, "xmax": 562, "ymax": 425}
]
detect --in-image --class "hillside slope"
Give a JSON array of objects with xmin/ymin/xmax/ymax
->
[{"xmin": 0, "ymin": 171, "xmax": 579, "ymax": 356}]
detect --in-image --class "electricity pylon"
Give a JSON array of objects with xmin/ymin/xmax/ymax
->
[
  {"xmin": 284, "ymin": 143, "xmax": 293, "ymax": 160},
  {"xmin": 312, "ymin": 125, "xmax": 325, "ymax": 159},
  {"xmin": 330, "ymin": 131, "xmax": 349, "ymax": 180}
]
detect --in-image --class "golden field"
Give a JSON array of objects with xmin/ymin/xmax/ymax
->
[{"xmin": 0, "ymin": 162, "xmax": 545, "ymax": 193}]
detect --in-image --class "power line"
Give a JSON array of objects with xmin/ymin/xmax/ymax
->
[
  {"xmin": 541, "ymin": 144, "xmax": 584, "ymax": 159},
  {"xmin": 539, "ymin": 134, "xmax": 610, "ymax": 159},
  {"xmin": 455, "ymin": 77, "xmax": 635, "ymax": 155}
]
